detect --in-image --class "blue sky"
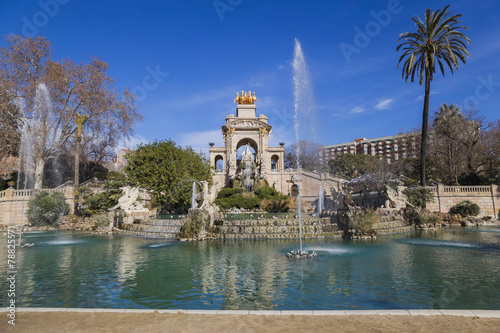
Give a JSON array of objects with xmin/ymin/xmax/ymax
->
[{"xmin": 1, "ymin": 0, "xmax": 499, "ymax": 155}]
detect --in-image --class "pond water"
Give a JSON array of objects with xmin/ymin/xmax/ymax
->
[{"xmin": 1, "ymin": 227, "xmax": 500, "ymax": 310}]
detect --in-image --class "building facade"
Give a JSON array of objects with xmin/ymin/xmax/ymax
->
[
  {"xmin": 209, "ymin": 91, "xmax": 289, "ymax": 193},
  {"xmin": 319, "ymin": 133, "xmax": 421, "ymax": 165},
  {"xmin": 208, "ymin": 92, "xmax": 345, "ymax": 208}
]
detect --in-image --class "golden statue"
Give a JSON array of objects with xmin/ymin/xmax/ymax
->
[{"xmin": 234, "ymin": 90, "xmax": 258, "ymax": 104}]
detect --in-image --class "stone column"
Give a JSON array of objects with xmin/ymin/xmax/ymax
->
[
  {"xmin": 491, "ymin": 184, "xmax": 499, "ymax": 219},
  {"xmin": 2, "ymin": 187, "xmax": 15, "ymax": 225},
  {"xmin": 65, "ymin": 184, "xmax": 75, "ymax": 214},
  {"xmin": 437, "ymin": 184, "xmax": 444, "ymax": 213}
]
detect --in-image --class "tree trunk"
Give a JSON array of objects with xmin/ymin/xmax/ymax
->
[
  {"xmin": 75, "ymin": 135, "xmax": 81, "ymax": 188},
  {"xmin": 34, "ymin": 157, "xmax": 45, "ymax": 189},
  {"xmin": 74, "ymin": 135, "xmax": 81, "ymax": 214},
  {"xmin": 420, "ymin": 70, "xmax": 431, "ymax": 187}
]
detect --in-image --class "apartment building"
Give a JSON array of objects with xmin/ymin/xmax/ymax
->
[{"xmin": 319, "ymin": 133, "xmax": 421, "ymax": 165}]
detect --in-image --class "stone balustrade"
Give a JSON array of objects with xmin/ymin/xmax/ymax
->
[
  {"xmin": 0, "ymin": 185, "xmax": 75, "ymax": 226},
  {"xmin": 426, "ymin": 184, "xmax": 499, "ymax": 218}
]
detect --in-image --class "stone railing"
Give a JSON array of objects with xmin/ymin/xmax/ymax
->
[
  {"xmin": 441, "ymin": 185, "xmax": 491, "ymax": 194},
  {"xmin": 426, "ymin": 184, "xmax": 499, "ymax": 218},
  {"xmin": 0, "ymin": 185, "xmax": 75, "ymax": 226},
  {"xmin": 349, "ymin": 184, "xmax": 500, "ymax": 218}
]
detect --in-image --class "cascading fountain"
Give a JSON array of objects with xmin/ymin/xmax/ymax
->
[
  {"xmin": 243, "ymin": 161, "xmax": 253, "ymax": 191},
  {"xmin": 287, "ymin": 38, "xmax": 317, "ymax": 259},
  {"xmin": 191, "ymin": 181, "xmax": 197, "ymax": 209},
  {"xmin": 240, "ymin": 144, "xmax": 254, "ymax": 192},
  {"xmin": 317, "ymin": 184, "xmax": 324, "ymax": 217}
]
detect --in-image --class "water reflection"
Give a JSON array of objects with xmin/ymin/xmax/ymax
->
[{"xmin": 1, "ymin": 228, "xmax": 499, "ymax": 310}]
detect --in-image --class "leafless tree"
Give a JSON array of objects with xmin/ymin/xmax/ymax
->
[{"xmin": 0, "ymin": 35, "xmax": 142, "ymax": 189}]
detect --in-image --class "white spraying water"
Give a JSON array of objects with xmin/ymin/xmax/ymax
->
[
  {"xmin": 15, "ymin": 83, "xmax": 58, "ymax": 246},
  {"xmin": 244, "ymin": 161, "xmax": 254, "ymax": 191},
  {"xmin": 191, "ymin": 182, "xmax": 197, "ymax": 209},
  {"xmin": 292, "ymin": 38, "xmax": 315, "ymax": 252},
  {"xmin": 317, "ymin": 184, "xmax": 324, "ymax": 217}
]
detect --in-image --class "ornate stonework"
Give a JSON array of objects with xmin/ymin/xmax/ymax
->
[{"xmin": 209, "ymin": 93, "xmax": 286, "ymax": 192}]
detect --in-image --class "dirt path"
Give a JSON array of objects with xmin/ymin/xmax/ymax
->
[{"xmin": 2, "ymin": 311, "xmax": 500, "ymax": 333}]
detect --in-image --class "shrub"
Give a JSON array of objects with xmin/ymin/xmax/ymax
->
[
  {"xmin": 93, "ymin": 213, "xmax": 111, "ymax": 229},
  {"xmin": 255, "ymin": 186, "xmax": 280, "ymax": 199},
  {"xmin": 215, "ymin": 195, "xmax": 261, "ymax": 210},
  {"xmin": 76, "ymin": 180, "xmax": 125, "ymax": 216},
  {"xmin": 217, "ymin": 188, "xmax": 244, "ymax": 198},
  {"xmin": 179, "ymin": 214, "xmax": 205, "ymax": 238},
  {"xmin": 260, "ymin": 197, "xmax": 294, "ymax": 212},
  {"xmin": 403, "ymin": 207, "xmax": 420, "ymax": 225},
  {"xmin": 452, "ymin": 200, "xmax": 480, "ymax": 217},
  {"xmin": 337, "ymin": 208, "xmax": 380, "ymax": 232},
  {"xmin": 27, "ymin": 192, "xmax": 70, "ymax": 226},
  {"xmin": 403, "ymin": 188, "xmax": 434, "ymax": 208},
  {"xmin": 403, "ymin": 207, "xmax": 442, "ymax": 226},
  {"xmin": 352, "ymin": 209, "xmax": 380, "ymax": 232},
  {"xmin": 417, "ymin": 211, "xmax": 441, "ymax": 226},
  {"xmin": 107, "ymin": 171, "xmax": 126, "ymax": 181}
]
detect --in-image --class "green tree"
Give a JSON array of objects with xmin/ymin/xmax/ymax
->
[
  {"xmin": 397, "ymin": 5, "xmax": 470, "ymax": 186},
  {"xmin": 328, "ymin": 154, "xmax": 377, "ymax": 178},
  {"xmin": 125, "ymin": 140, "xmax": 212, "ymax": 213}
]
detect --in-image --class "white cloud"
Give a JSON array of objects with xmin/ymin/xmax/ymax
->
[
  {"xmin": 330, "ymin": 113, "xmax": 341, "ymax": 117},
  {"xmin": 178, "ymin": 129, "xmax": 224, "ymax": 156},
  {"xmin": 350, "ymin": 106, "xmax": 365, "ymax": 114},
  {"xmin": 415, "ymin": 90, "xmax": 439, "ymax": 102},
  {"xmin": 278, "ymin": 64, "xmax": 285, "ymax": 70},
  {"xmin": 375, "ymin": 98, "xmax": 394, "ymax": 110}
]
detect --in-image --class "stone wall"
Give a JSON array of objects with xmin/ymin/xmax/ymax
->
[
  {"xmin": 115, "ymin": 218, "xmax": 186, "ymax": 239},
  {"xmin": 212, "ymin": 217, "xmax": 342, "ymax": 239},
  {"xmin": 426, "ymin": 184, "xmax": 499, "ymax": 218},
  {"xmin": 0, "ymin": 184, "xmax": 75, "ymax": 226},
  {"xmin": 350, "ymin": 184, "xmax": 500, "ymax": 219}
]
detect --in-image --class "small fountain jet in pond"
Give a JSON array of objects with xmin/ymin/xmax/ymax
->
[{"xmin": 286, "ymin": 250, "xmax": 317, "ymax": 259}]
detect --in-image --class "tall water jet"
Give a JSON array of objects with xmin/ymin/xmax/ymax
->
[
  {"xmin": 191, "ymin": 182, "xmax": 197, "ymax": 209},
  {"xmin": 317, "ymin": 184, "xmax": 324, "ymax": 217},
  {"xmin": 14, "ymin": 83, "xmax": 58, "ymax": 246},
  {"xmin": 292, "ymin": 38, "xmax": 315, "ymax": 254}
]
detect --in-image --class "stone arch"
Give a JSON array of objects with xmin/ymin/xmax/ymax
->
[
  {"xmin": 271, "ymin": 154, "xmax": 279, "ymax": 169},
  {"xmin": 214, "ymin": 155, "xmax": 224, "ymax": 170},
  {"xmin": 236, "ymin": 137, "xmax": 259, "ymax": 152}
]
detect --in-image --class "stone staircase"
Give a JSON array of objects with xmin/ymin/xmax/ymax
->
[{"xmin": 114, "ymin": 218, "xmax": 187, "ymax": 239}]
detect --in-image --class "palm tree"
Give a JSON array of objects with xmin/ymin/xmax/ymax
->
[{"xmin": 397, "ymin": 5, "xmax": 470, "ymax": 186}]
